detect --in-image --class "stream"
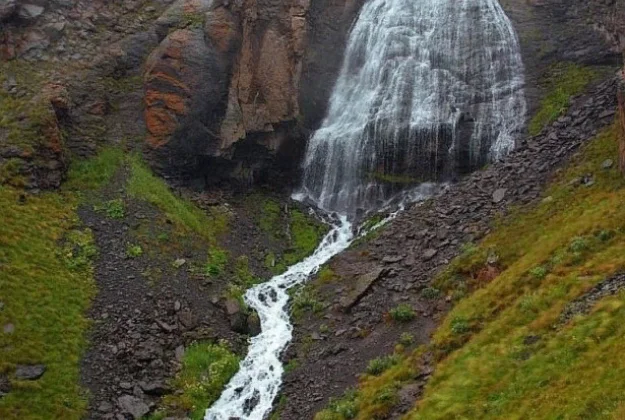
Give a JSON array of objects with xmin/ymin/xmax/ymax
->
[{"xmin": 205, "ymin": 215, "xmax": 354, "ymax": 419}]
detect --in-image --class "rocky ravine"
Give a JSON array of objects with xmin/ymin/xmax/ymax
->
[{"xmin": 279, "ymin": 75, "xmax": 620, "ymax": 419}]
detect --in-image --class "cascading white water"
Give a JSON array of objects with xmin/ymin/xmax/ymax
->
[
  {"xmin": 205, "ymin": 216, "xmax": 354, "ymax": 420},
  {"xmin": 299, "ymin": 0, "xmax": 527, "ymax": 212},
  {"xmin": 206, "ymin": 1, "xmax": 525, "ymax": 418}
]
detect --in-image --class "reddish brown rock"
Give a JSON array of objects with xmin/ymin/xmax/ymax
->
[{"xmin": 143, "ymin": 27, "xmax": 228, "ymax": 149}]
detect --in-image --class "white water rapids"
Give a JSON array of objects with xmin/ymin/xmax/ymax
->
[{"xmin": 205, "ymin": 216, "xmax": 354, "ymax": 419}]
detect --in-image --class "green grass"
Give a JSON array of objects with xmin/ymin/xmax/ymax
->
[
  {"xmin": 127, "ymin": 154, "xmax": 228, "ymax": 243},
  {"xmin": 388, "ymin": 304, "xmax": 416, "ymax": 323},
  {"xmin": 154, "ymin": 342, "xmax": 240, "ymax": 420},
  {"xmin": 366, "ymin": 355, "xmax": 401, "ymax": 376},
  {"xmin": 256, "ymin": 196, "xmax": 328, "ymax": 273},
  {"xmin": 64, "ymin": 147, "xmax": 125, "ymax": 192},
  {"xmin": 315, "ymin": 124, "xmax": 625, "ymax": 420},
  {"xmin": 0, "ymin": 187, "xmax": 95, "ymax": 419},
  {"xmin": 528, "ymin": 63, "xmax": 597, "ymax": 135},
  {"xmin": 94, "ymin": 198, "xmax": 125, "ymax": 219},
  {"xmin": 205, "ymin": 248, "xmax": 228, "ymax": 277},
  {"xmin": 291, "ymin": 286, "xmax": 324, "ymax": 320}
]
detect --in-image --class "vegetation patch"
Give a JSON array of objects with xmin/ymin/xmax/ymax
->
[
  {"xmin": 151, "ymin": 342, "xmax": 239, "ymax": 420},
  {"xmin": 291, "ymin": 286, "xmax": 324, "ymax": 320},
  {"xmin": 127, "ymin": 154, "xmax": 228, "ymax": 243},
  {"xmin": 64, "ymin": 147, "xmax": 125, "ymax": 192},
  {"xmin": 528, "ymin": 63, "xmax": 597, "ymax": 135},
  {"xmin": 0, "ymin": 187, "xmax": 95, "ymax": 419},
  {"xmin": 388, "ymin": 304, "xmax": 416, "ymax": 323}
]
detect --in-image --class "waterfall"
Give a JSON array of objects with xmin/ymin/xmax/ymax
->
[
  {"xmin": 299, "ymin": 0, "xmax": 527, "ymax": 213},
  {"xmin": 205, "ymin": 1, "xmax": 525, "ymax": 418}
]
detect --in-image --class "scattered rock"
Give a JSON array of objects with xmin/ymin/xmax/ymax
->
[
  {"xmin": 382, "ymin": 255, "xmax": 404, "ymax": 263},
  {"xmin": 601, "ymin": 159, "xmax": 614, "ymax": 169},
  {"xmin": 139, "ymin": 381, "xmax": 170, "ymax": 396},
  {"xmin": 15, "ymin": 364, "xmax": 46, "ymax": 380},
  {"xmin": 422, "ymin": 249, "xmax": 438, "ymax": 261},
  {"xmin": 118, "ymin": 395, "xmax": 149, "ymax": 419},
  {"xmin": 339, "ymin": 267, "xmax": 387, "ymax": 310},
  {"xmin": 98, "ymin": 401, "xmax": 113, "ymax": 413},
  {"xmin": 172, "ymin": 258, "xmax": 186, "ymax": 268},
  {"xmin": 492, "ymin": 188, "xmax": 507, "ymax": 203},
  {"xmin": 17, "ymin": 4, "xmax": 44, "ymax": 20},
  {"xmin": 2, "ymin": 323, "xmax": 12, "ymax": 334}
]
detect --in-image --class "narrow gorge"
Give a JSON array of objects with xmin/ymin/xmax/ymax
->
[{"xmin": 0, "ymin": 0, "xmax": 624, "ymax": 420}]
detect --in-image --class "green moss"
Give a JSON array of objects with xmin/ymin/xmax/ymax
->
[
  {"xmin": 0, "ymin": 186, "xmax": 95, "ymax": 419},
  {"xmin": 283, "ymin": 209, "xmax": 327, "ymax": 266},
  {"xmin": 259, "ymin": 198, "xmax": 283, "ymax": 239},
  {"xmin": 233, "ymin": 255, "xmax": 260, "ymax": 287},
  {"xmin": 528, "ymin": 63, "xmax": 597, "ymax": 136},
  {"xmin": 156, "ymin": 342, "xmax": 240, "ymax": 420},
  {"xmin": 64, "ymin": 148, "xmax": 125, "ymax": 192},
  {"xmin": 318, "ymin": 265, "xmax": 338, "ymax": 284},
  {"xmin": 127, "ymin": 154, "xmax": 228, "ymax": 243}
]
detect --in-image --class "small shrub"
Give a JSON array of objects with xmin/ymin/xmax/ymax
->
[
  {"xmin": 529, "ymin": 266, "xmax": 548, "ymax": 280},
  {"xmin": 399, "ymin": 332, "xmax": 415, "ymax": 346},
  {"xmin": 451, "ymin": 317, "xmax": 470, "ymax": 335},
  {"xmin": 569, "ymin": 237, "xmax": 588, "ymax": 252},
  {"xmin": 319, "ymin": 324, "xmax": 330, "ymax": 334},
  {"xmin": 205, "ymin": 248, "xmax": 228, "ymax": 277},
  {"xmin": 597, "ymin": 230, "xmax": 614, "ymax": 242},
  {"xmin": 126, "ymin": 244, "xmax": 143, "ymax": 258},
  {"xmin": 95, "ymin": 198, "xmax": 125, "ymax": 219},
  {"xmin": 389, "ymin": 304, "xmax": 416, "ymax": 323},
  {"xmin": 421, "ymin": 287, "xmax": 441, "ymax": 300},
  {"xmin": 292, "ymin": 288, "xmax": 324, "ymax": 319},
  {"xmin": 366, "ymin": 354, "xmax": 400, "ymax": 376}
]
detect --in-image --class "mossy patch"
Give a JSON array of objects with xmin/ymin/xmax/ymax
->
[
  {"xmin": 528, "ymin": 63, "xmax": 597, "ymax": 136},
  {"xmin": 0, "ymin": 186, "xmax": 95, "ymax": 419}
]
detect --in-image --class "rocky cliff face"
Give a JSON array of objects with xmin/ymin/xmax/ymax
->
[
  {"xmin": 141, "ymin": 0, "xmax": 365, "ymax": 184},
  {"xmin": 1, "ymin": 0, "xmax": 624, "ymax": 190}
]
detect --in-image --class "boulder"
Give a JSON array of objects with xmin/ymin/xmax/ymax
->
[
  {"xmin": 17, "ymin": 3, "xmax": 44, "ymax": 20},
  {"xmin": 15, "ymin": 364, "xmax": 46, "ymax": 380},
  {"xmin": 118, "ymin": 395, "xmax": 149, "ymax": 419},
  {"xmin": 224, "ymin": 298, "xmax": 249, "ymax": 334},
  {"xmin": 339, "ymin": 267, "xmax": 387, "ymax": 311}
]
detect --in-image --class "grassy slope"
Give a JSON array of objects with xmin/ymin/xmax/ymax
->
[
  {"xmin": 528, "ymin": 63, "xmax": 598, "ymax": 136},
  {"xmin": 317, "ymin": 125, "xmax": 625, "ymax": 420},
  {"xmin": 0, "ymin": 180, "xmax": 100, "ymax": 419}
]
